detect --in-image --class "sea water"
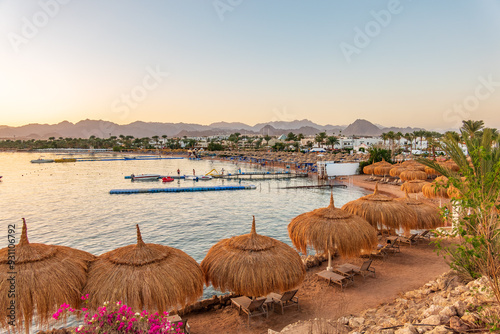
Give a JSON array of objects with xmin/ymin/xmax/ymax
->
[{"xmin": 0, "ymin": 152, "xmax": 368, "ymax": 301}]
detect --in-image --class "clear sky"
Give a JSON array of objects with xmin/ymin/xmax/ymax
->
[{"xmin": 1, "ymin": 0, "xmax": 499, "ymax": 130}]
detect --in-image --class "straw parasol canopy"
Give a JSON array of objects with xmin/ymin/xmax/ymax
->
[
  {"xmin": 424, "ymin": 166, "xmax": 441, "ymax": 176},
  {"xmin": 422, "ymin": 176, "xmax": 449, "ymax": 199},
  {"xmin": 0, "ymin": 219, "xmax": 94, "ymax": 332},
  {"xmin": 395, "ymin": 190, "xmax": 444, "ymax": 230},
  {"xmin": 373, "ymin": 164, "xmax": 393, "ymax": 176},
  {"xmin": 401, "ymin": 180, "xmax": 429, "ymax": 194},
  {"xmin": 288, "ymin": 194, "xmax": 377, "ymax": 270},
  {"xmin": 389, "ymin": 165, "xmax": 407, "ymax": 177},
  {"xmin": 399, "ymin": 169, "xmax": 428, "ymax": 181},
  {"xmin": 83, "ymin": 225, "xmax": 203, "ymax": 312},
  {"xmin": 363, "ymin": 159, "xmax": 389, "ymax": 175},
  {"xmin": 341, "ymin": 183, "xmax": 417, "ymax": 232},
  {"xmin": 201, "ymin": 216, "xmax": 305, "ymax": 297}
]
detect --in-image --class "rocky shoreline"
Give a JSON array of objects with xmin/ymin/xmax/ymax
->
[{"xmin": 272, "ymin": 272, "xmax": 498, "ymax": 333}]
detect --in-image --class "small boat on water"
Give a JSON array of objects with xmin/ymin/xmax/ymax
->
[
  {"xmin": 31, "ymin": 157, "xmax": 55, "ymax": 163},
  {"xmin": 54, "ymin": 158, "xmax": 77, "ymax": 163},
  {"xmin": 131, "ymin": 174, "xmax": 160, "ymax": 181},
  {"xmin": 184, "ymin": 175, "xmax": 199, "ymax": 181},
  {"xmin": 198, "ymin": 175, "xmax": 213, "ymax": 181},
  {"xmin": 162, "ymin": 177, "xmax": 174, "ymax": 182}
]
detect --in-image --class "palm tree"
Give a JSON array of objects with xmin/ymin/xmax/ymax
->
[
  {"xmin": 418, "ymin": 124, "xmax": 500, "ymax": 302},
  {"xmin": 326, "ymin": 136, "xmax": 339, "ymax": 150},
  {"xmin": 315, "ymin": 132, "xmax": 327, "ymax": 147},
  {"xmin": 381, "ymin": 132, "xmax": 388, "ymax": 146},
  {"xmin": 461, "ymin": 120, "xmax": 484, "ymax": 139}
]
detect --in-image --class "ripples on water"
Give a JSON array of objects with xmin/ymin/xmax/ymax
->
[{"xmin": 0, "ymin": 152, "xmax": 368, "ymax": 299}]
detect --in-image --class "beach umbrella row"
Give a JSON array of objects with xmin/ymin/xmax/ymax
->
[
  {"xmin": 341, "ymin": 183, "xmax": 418, "ymax": 232},
  {"xmin": 1, "ymin": 218, "xmax": 308, "ymax": 332}
]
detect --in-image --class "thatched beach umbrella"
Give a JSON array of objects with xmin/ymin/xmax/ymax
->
[
  {"xmin": 362, "ymin": 159, "xmax": 388, "ymax": 175},
  {"xmin": 401, "ymin": 180, "xmax": 429, "ymax": 194},
  {"xmin": 341, "ymin": 183, "xmax": 417, "ymax": 232},
  {"xmin": 83, "ymin": 225, "xmax": 203, "ymax": 312},
  {"xmin": 0, "ymin": 219, "xmax": 94, "ymax": 332},
  {"xmin": 422, "ymin": 176, "xmax": 450, "ymax": 199},
  {"xmin": 389, "ymin": 166, "xmax": 407, "ymax": 177},
  {"xmin": 288, "ymin": 194, "xmax": 377, "ymax": 271},
  {"xmin": 400, "ymin": 169, "xmax": 428, "ymax": 181},
  {"xmin": 395, "ymin": 190, "xmax": 444, "ymax": 230},
  {"xmin": 201, "ymin": 217, "xmax": 305, "ymax": 297},
  {"xmin": 424, "ymin": 166, "xmax": 440, "ymax": 176},
  {"xmin": 373, "ymin": 164, "xmax": 393, "ymax": 177}
]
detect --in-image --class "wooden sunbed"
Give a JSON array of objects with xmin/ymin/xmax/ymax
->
[
  {"xmin": 267, "ymin": 289, "xmax": 299, "ymax": 315},
  {"xmin": 337, "ymin": 260, "xmax": 376, "ymax": 279},
  {"xmin": 316, "ymin": 270, "xmax": 353, "ymax": 290},
  {"xmin": 231, "ymin": 296, "xmax": 268, "ymax": 325}
]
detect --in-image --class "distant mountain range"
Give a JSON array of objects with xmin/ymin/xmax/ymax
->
[{"xmin": 0, "ymin": 119, "xmax": 423, "ymax": 140}]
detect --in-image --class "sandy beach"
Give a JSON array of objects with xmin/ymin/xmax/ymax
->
[{"xmin": 186, "ymin": 240, "xmax": 450, "ymax": 334}]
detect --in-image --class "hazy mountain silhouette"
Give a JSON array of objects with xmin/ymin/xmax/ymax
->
[{"xmin": 0, "ymin": 119, "xmax": 422, "ymax": 139}]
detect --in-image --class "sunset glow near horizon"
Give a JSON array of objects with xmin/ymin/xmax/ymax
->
[{"xmin": 1, "ymin": 0, "xmax": 500, "ymax": 130}]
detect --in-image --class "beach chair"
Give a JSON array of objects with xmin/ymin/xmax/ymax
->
[
  {"xmin": 386, "ymin": 237, "xmax": 401, "ymax": 253},
  {"xmin": 267, "ymin": 289, "xmax": 299, "ymax": 315},
  {"xmin": 337, "ymin": 260, "xmax": 376, "ymax": 279},
  {"xmin": 415, "ymin": 230, "xmax": 432, "ymax": 243},
  {"xmin": 316, "ymin": 270, "xmax": 353, "ymax": 290},
  {"xmin": 369, "ymin": 244, "xmax": 390, "ymax": 259},
  {"xmin": 399, "ymin": 233, "xmax": 418, "ymax": 246},
  {"xmin": 230, "ymin": 296, "xmax": 268, "ymax": 325}
]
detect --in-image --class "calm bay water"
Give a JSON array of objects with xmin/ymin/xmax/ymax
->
[{"xmin": 0, "ymin": 152, "xmax": 368, "ymax": 299}]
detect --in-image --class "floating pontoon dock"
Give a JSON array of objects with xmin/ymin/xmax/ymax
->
[{"xmin": 110, "ymin": 185, "xmax": 256, "ymax": 194}]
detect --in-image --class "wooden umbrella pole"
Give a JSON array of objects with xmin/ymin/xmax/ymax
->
[{"xmin": 327, "ymin": 250, "xmax": 333, "ymax": 272}]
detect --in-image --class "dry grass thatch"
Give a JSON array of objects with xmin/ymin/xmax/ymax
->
[
  {"xmin": 362, "ymin": 159, "xmax": 390, "ymax": 175},
  {"xmin": 401, "ymin": 180, "xmax": 429, "ymax": 193},
  {"xmin": 287, "ymin": 194, "xmax": 377, "ymax": 258},
  {"xmin": 0, "ymin": 219, "xmax": 94, "ymax": 333},
  {"xmin": 395, "ymin": 191, "xmax": 444, "ymax": 229},
  {"xmin": 389, "ymin": 166, "xmax": 406, "ymax": 177},
  {"xmin": 399, "ymin": 169, "xmax": 428, "ymax": 181},
  {"xmin": 200, "ymin": 217, "xmax": 305, "ymax": 297},
  {"xmin": 422, "ymin": 176, "xmax": 450, "ymax": 199},
  {"xmin": 341, "ymin": 183, "xmax": 417, "ymax": 231},
  {"xmin": 373, "ymin": 165, "xmax": 393, "ymax": 176},
  {"xmin": 424, "ymin": 166, "xmax": 440, "ymax": 176},
  {"xmin": 83, "ymin": 225, "xmax": 203, "ymax": 312}
]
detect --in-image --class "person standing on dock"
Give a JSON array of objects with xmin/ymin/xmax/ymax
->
[
  {"xmin": 177, "ymin": 169, "xmax": 180, "ymax": 176},
  {"xmin": 193, "ymin": 169, "xmax": 196, "ymax": 176}
]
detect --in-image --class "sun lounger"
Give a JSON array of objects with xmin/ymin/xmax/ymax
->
[
  {"xmin": 231, "ymin": 296, "xmax": 268, "ymax": 325},
  {"xmin": 267, "ymin": 289, "xmax": 299, "ymax": 315},
  {"xmin": 399, "ymin": 233, "xmax": 418, "ymax": 246},
  {"xmin": 415, "ymin": 230, "xmax": 432, "ymax": 243},
  {"xmin": 316, "ymin": 270, "xmax": 353, "ymax": 290},
  {"xmin": 369, "ymin": 244, "xmax": 390, "ymax": 259},
  {"xmin": 337, "ymin": 260, "xmax": 376, "ymax": 279},
  {"xmin": 386, "ymin": 237, "xmax": 401, "ymax": 253}
]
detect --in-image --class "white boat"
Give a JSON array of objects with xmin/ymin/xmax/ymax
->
[
  {"xmin": 131, "ymin": 174, "xmax": 160, "ymax": 181},
  {"xmin": 31, "ymin": 157, "xmax": 55, "ymax": 163},
  {"xmin": 184, "ymin": 175, "xmax": 199, "ymax": 181},
  {"xmin": 198, "ymin": 175, "xmax": 213, "ymax": 180}
]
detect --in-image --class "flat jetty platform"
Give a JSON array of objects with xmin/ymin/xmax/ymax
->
[
  {"xmin": 218, "ymin": 171, "xmax": 308, "ymax": 180},
  {"xmin": 110, "ymin": 185, "xmax": 256, "ymax": 194},
  {"xmin": 280, "ymin": 184, "xmax": 347, "ymax": 189}
]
